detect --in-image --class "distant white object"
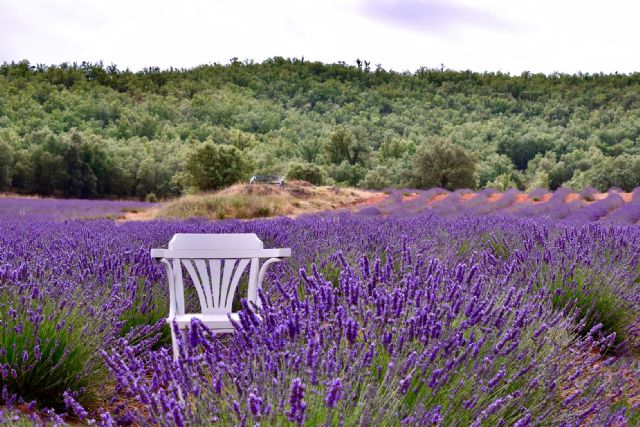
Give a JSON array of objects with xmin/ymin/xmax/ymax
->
[
  {"xmin": 151, "ymin": 233, "xmax": 291, "ymax": 359},
  {"xmin": 249, "ymin": 175, "xmax": 285, "ymax": 188}
]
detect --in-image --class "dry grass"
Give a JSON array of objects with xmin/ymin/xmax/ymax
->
[{"xmin": 154, "ymin": 181, "xmax": 383, "ymax": 220}]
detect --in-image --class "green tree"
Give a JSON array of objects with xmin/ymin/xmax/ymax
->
[
  {"xmin": 361, "ymin": 166, "xmax": 392, "ymax": 190},
  {"xmin": 526, "ymin": 152, "xmax": 567, "ymax": 190},
  {"xmin": 476, "ymin": 153, "xmax": 516, "ymax": 188},
  {"xmin": 29, "ymin": 146, "xmax": 66, "ymax": 196},
  {"xmin": 186, "ymin": 142, "xmax": 252, "ymax": 191},
  {"xmin": 325, "ymin": 126, "xmax": 370, "ymax": 166},
  {"xmin": 497, "ymin": 131, "xmax": 554, "ymax": 170},
  {"xmin": 325, "ymin": 126, "xmax": 352, "ymax": 165},
  {"xmin": 287, "ymin": 163, "xmax": 325, "ymax": 185},
  {"xmin": 486, "ymin": 172, "xmax": 523, "ymax": 191},
  {"xmin": 379, "ymin": 138, "xmax": 408, "ymax": 161},
  {"xmin": 0, "ymin": 140, "xmax": 14, "ymax": 190},
  {"xmin": 326, "ymin": 161, "xmax": 367, "ymax": 187},
  {"xmin": 588, "ymin": 154, "xmax": 640, "ymax": 192},
  {"xmin": 297, "ymin": 138, "xmax": 323, "ymax": 163},
  {"xmin": 11, "ymin": 150, "xmax": 32, "ymax": 193},
  {"xmin": 410, "ymin": 139, "xmax": 476, "ymax": 190},
  {"xmin": 135, "ymin": 157, "xmax": 157, "ymax": 199},
  {"xmin": 62, "ymin": 132, "xmax": 98, "ymax": 198}
]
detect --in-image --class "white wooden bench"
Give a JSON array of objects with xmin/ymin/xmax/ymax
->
[{"xmin": 151, "ymin": 233, "xmax": 291, "ymax": 359}]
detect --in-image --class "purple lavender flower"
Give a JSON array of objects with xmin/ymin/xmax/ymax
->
[
  {"xmin": 286, "ymin": 378, "xmax": 306, "ymax": 425},
  {"xmin": 325, "ymin": 377, "xmax": 342, "ymax": 409},
  {"xmin": 248, "ymin": 391, "xmax": 263, "ymax": 418},
  {"xmin": 63, "ymin": 391, "xmax": 88, "ymax": 420}
]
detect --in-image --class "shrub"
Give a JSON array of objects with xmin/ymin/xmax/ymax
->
[
  {"xmin": 145, "ymin": 192, "xmax": 158, "ymax": 203},
  {"xmin": 326, "ymin": 161, "xmax": 367, "ymax": 187},
  {"xmin": 549, "ymin": 266, "xmax": 638, "ymax": 350},
  {"xmin": 409, "ymin": 139, "xmax": 476, "ymax": 190},
  {"xmin": 579, "ymin": 187, "xmax": 598, "ymax": 201},
  {"xmin": 589, "ymin": 155, "xmax": 640, "ymax": 192},
  {"xmin": 119, "ymin": 277, "xmax": 170, "ymax": 349},
  {"xmin": 528, "ymin": 187, "xmax": 548, "ymax": 201},
  {"xmin": 185, "ymin": 142, "xmax": 252, "ymax": 191},
  {"xmin": 360, "ymin": 166, "xmax": 391, "ymax": 190},
  {"xmin": 287, "ymin": 163, "xmax": 325, "ymax": 185},
  {"xmin": 485, "ymin": 172, "xmax": 523, "ymax": 191},
  {"xmin": 0, "ymin": 283, "xmax": 109, "ymax": 409}
]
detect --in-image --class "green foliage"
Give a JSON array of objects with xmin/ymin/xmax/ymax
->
[
  {"xmin": 145, "ymin": 192, "xmax": 158, "ymax": 203},
  {"xmin": 185, "ymin": 142, "xmax": 252, "ymax": 191},
  {"xmin": 526, "ymin": 152, "xmax": 571, "ymax": 190},
  {"xmin": 498, "ymin": 130, "xmax": 554, "ymax": 171},
  {"xmin": 361, "ymin": 166, "xmax": 392, "ymax": 190},
  {"xmin": 2, "ymin": 59, "xmax": 640, "ymax": 197},
  {"xmin": 325, "ymin": 126, "xmax": 370, "ymax": 166},
  {"xmin": 326, "ymin": 161, "xmax": 367, "ymax": 187},
  {"xmin": 486, "ymin": 172, "xmax": 523, "ymax": 191},
  {"xmin": 588, "ymin": 154, "xmax": 640, "ymax": 192},
  {"xmin": 297, "ymin": 138, "xmax": 323, "ymax": 163},
  {"xmin": 0, "ymin": 139, "xmax": 13, "ymax": 190},
  {"xmin": 410, "ymin": 139, "xmax": 476, "ymax": 190},
  {"xmin": 476, "ymin": 153, "xmax": 517, "ymax": 188},
  {"xmin": 29, "ymin": 146, "xmax": 66, "ymax": 196},
  {"xmin": 379, "ymin": 138, "xmax": 409, "ymax": 161},
  {"xmin": 287, "ymin": 162, "xmax": 325, "ymax": 185}
]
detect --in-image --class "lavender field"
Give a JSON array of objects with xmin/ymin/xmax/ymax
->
[
  {"xmin": 364, "ymin": 187, "xmax": 640, "ymax": 225},
  {"xmin": 0, "ymin": 191, "xmax": 639, "ymax": 426},
  {"xmin": 0, "ymin": 197, "xmax": 156, "ymax": 221}
]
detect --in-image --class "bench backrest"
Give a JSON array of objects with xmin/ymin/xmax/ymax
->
[
  {"xmin": 164, "ymin": 234, "xmax": 263, "ymax": 315},
  {"xmin": 168, "ymin": 233, "xmax": 263, "ymax": 250}
]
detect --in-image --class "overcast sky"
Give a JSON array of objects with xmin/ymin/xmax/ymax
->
[{"xmin": 1, "ymin": 0, "xmax": 638, "ymax": 74}]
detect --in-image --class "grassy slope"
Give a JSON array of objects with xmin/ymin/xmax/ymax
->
[{"xmin": 153, "ymin": 181, "xmax": 383, "ymax": 220}]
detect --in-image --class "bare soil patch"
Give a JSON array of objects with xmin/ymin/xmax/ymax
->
[
  {"xmin": 117, "ymin": 207, "xmax": 161, "ymax": 222},
  {"xmin": 401, "ymin": 192, "xmax": 419, "ymax": 202},
  {"xmin": 533, "ymin": 193, "xmax": 553, "ymax": 203},
  {"xmin": 487, "ymin": 193, "xmax": 502, "ymax": 203},
  {"xmin": 428, "ymin": 193, "xmax": 449, "ymax": 205},
  {"xmin": 565, "ymin": 193, "xmax": 580, "ymax": 203}
]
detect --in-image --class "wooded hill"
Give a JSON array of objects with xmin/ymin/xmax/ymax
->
[{"xmin": 1, "ymin": 58, "xmax": 639, "ymax": 199}]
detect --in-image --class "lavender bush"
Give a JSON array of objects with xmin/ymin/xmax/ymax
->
[
  {"xmin": 603, "ymin": 187, "xmax": 640, "ymax": 225},
  {"xmin": 0, "ymin": 192, "xmax": 638, "ymax": 424},
  {"xmin": 0, "ymin": 197, "xmax": 155, "ymax": 221},
  {"xmin": 579, "ymin": 187, "xmax": 599, "ymax": 202}
]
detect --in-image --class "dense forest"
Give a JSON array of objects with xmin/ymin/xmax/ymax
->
[{"xmin": 1, "ymin": 58, "xmax": 640, "ymax": 199}]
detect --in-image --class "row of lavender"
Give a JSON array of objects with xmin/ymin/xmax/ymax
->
[
  {"xmin": 0, "ymin": 211, "xmax": 639, "ymax": 425},
  {"xmin": 365, "ymin": 187, "xmax": 640, "ymax": 224},
  {"xmin": 0, "ymin": 186, "xmax": 638, "ymax": 224},
  {"xmin": 0, "ymin": 197, "xmax": 155, "ymax": 221}
]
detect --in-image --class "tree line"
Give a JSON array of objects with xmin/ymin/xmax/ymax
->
[{"xmin": 1, "ymin": 58, "xmax": 640, "ymax": 199}]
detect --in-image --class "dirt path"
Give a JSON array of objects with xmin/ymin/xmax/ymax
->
[{"xmin": 117, "ymin": 207, "xmax": 161, "ymax": 222}]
